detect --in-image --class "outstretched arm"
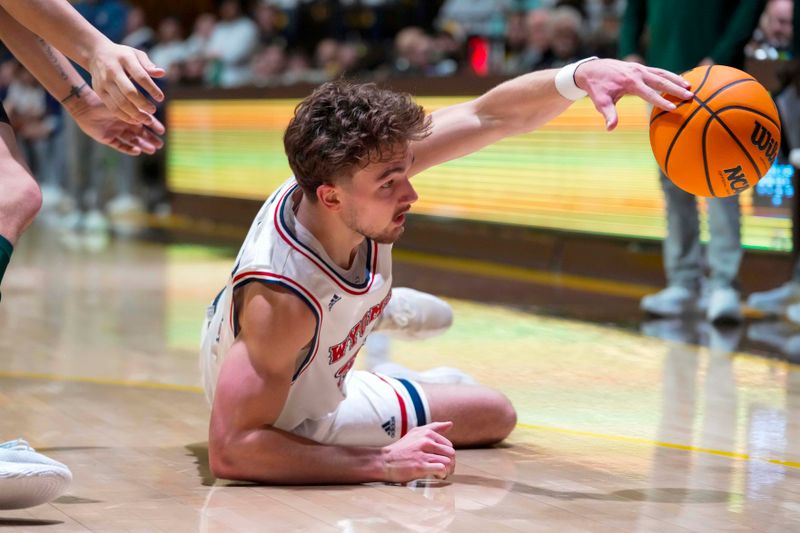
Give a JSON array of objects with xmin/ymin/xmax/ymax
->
[
  {"xmin": 0, "ymin": 7, "xmax": 163, "ymax": 155},
  {"xmin": 410, "ymin": 58, "xmax": 693, "ymax": 177},
  {"xmin": 209, "ymin": 282, "xmax": 455, "ymax": 485},
  {"xmin": 0, "ymin": 0, "xmax": 165, "ymax": 125}
]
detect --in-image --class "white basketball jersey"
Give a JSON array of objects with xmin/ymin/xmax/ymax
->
[{"xmin": 201, "ymin": 178, "xmax": 393, "ymax": 432}]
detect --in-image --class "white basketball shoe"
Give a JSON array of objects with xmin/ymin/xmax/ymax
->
[
  {"xmin": 0, "ymin": 438, "xmax": 72, "ymax": 509},
  {"xmin": 373, "ymin": 288, "xmax": 453, "ymax": 340}
]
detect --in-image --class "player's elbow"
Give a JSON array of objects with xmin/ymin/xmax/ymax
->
[{"xmin": 208, "ymin": 440, "xmax": 240, "ymax": 481}]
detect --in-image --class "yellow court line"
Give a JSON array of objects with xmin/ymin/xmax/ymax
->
[
  {"xmin": 517, "ymin": 422, "xmax": 800, "ymax": 469},
  {"xmin": 393, "ymin": 249, "xmax": 659, "ymax": 299},
  {"xmin": 3, "ymin": 370, "xmax": 800, "ymax": 468}
]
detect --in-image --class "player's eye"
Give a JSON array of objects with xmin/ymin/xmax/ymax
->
[{"xmin": 380, "ymin": 180, "xmax": 394, "ymax": 189}]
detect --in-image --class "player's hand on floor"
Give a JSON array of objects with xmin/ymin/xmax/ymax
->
[
  {"xmin": 66, "ymin": 88, "xmax": 164, "ymax": 156},
  {"xmin": 88, "ymin": 41, "xmax": 165, "ymax": 126},
  {"xmin": 575, "ymin": 58, "xmax": 694, "ymax": 131},
  {"xmin": 381, "ymin": 421, "xmax": 456, "ymax": 483}
]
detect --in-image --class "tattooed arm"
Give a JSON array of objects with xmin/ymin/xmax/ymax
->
[
  {"xmin": 0, "ymin": 0, "xmax": 165, "ymax": 125},
  {"xmin": 0, "ymin": 7, "xmax": 164, "ymax": 155}
]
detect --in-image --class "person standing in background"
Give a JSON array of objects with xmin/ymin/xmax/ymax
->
[
  {"xmin": 619, "ymin": 0, "xmax": 766, "ymax": 323},
  {"xmin": 62, "ymin": 0, "xmax": 130, "ymax": 239}
]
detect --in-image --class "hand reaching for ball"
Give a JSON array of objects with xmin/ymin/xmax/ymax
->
[{"xmin": 574, "ymin": 58, "xmax": 695, "ymax": 131}]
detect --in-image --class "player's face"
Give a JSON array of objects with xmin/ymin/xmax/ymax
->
[{"xmin": 339, "ymin": 146, "xmax": 418, "ymax": 244}]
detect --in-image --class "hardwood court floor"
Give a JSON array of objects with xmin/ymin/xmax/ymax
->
[{"xmin": 1, "ymin": 229, "xmax": 800, "ymax": 532}]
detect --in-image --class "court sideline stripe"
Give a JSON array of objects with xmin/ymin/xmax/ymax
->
[
  {"xmin": 2, "ymin": 370, "xmax": 799, "ymax": 469},
  {"xmin": 516, "ymin": 422, "xmax": 800, "ymax": 469},
  {"xmin": 394, "ymin": 249, "xmax": 659, "ymax": 299}
]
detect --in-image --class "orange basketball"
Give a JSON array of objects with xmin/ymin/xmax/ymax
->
[{"xmin": 649, "ymin": 65, "xmax": 781, "ymax": 197}]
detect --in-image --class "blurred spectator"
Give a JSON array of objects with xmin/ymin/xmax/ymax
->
[
  {"xmin": 64, "ymin": 0, "xmax": 131, "ymax": 237},
  {"xmin": 313, "ymin": 37, "xmax": 343, "ymax": 78},
  {"xmin": 122, "ymin": 6, "xmax": 155, "ymax": 51},
  {"xmin": 747, "ymin": 0, "xmax": 794, "ymax": 59},
  {"xmin": 336, "ymin": 41, "xmax": 363, "ymax": 76},
  {"xmin": 585, "ymin": 0, "xmax": 625, "ymax": 57},
  {"xmin": 392, "ymin": 27, "xmax": 435, "ymax": 76},
  {"xmin": 254, "ymin": 1, "xmax": 287, "ymax": 47},
  {"xmin": 436, "ymin": 0, "xmax": 514, "ymax": 38},
  {"xmin": 536, "ymin": 6, "xmax": 587, "ymax": 69},
  {"xmin": 431, "ymin": 29, "xmax": 462, "ymax": 75},
  {"xmin": 250, "ymin": 44, "xmax": 288, "ymax": 86},
  {"xmin": 149, "ymin": 17, "xmax": 187, "ymax": 82},
  {"xmin": 3, "ymin": 66, "xmax": 60, "ymax": 192},
  {"xmin": 507, "ymin": 8, "xmax": 553, "ymax": 73},
  {"xmin": 504, "ymin": 10, "xmax": 528, "ymax": 71},
  {"xmin": 0, "ymin": 59, "xmax": 17, "ymax": 100},
  {"xmin": 281, "ymin": 48, "xmax": 322, "ymax": 84},
  {"xmin": 183, "ymin": 13, "xmax": 217, "ymax": 61},
  {"xmin": 206, "ymin": 0, "xmax": 259, "ymax": 87}
]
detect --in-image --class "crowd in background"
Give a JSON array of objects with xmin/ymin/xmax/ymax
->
[{"xmin": 0, "ymin": 0, "xmax": 792, "ymax": 239}]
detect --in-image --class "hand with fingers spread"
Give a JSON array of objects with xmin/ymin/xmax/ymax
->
[
  {"xmin": 574, "ymin": 58, "xmax": 694, "ymax": 131},
  {"xmin": 381, "ymin": 421, "xmax": 456, "ymax": 483},
  {"xmin": 64, "ymin": 87, "xmax": 164, "ymax": 156},
  {"xmin": 88, "ymin": 41, "xmax": 166, "ymax": 126}
]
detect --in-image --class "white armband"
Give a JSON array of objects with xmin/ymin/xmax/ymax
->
[{"xmin": 554, "ymin": 57, "xmax": 599, "ymax": 100}]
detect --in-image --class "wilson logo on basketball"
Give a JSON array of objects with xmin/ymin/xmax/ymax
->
[
  {"xmin": 722, "ymin": 166, "xmax": 749, "ymax": 192},
  {"xmin": 751, "ymin": 121, "xmax": 778, "ymax": 163}
]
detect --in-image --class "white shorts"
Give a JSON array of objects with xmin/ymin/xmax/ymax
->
[{"xmin": 291, "ymin": 371, "xmax": 431, "ymax": 447}]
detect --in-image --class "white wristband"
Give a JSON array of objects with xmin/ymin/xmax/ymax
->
[{"xmin": 554, "ymin": 57, "xmax": 599, "ymax": 100}]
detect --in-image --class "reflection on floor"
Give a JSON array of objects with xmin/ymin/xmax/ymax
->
[{"xmin": 1, "ymin": 228, "xmax": 800, "ymax": 531}]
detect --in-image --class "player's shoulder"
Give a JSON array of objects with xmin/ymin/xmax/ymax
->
[{"xmin": 237, "ymin": 281, "xmax": 316, "ymax": 339}]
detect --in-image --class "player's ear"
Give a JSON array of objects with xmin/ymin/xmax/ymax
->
[{"xmin": 317, "ymin": 183, "xmax": 341, "ymax": 211}]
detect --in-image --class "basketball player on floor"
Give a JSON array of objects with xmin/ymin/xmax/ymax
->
[
  {"xmin": 201, "ymin": 58, "xmax": 694, "ymax": 484},
  {"xmin": 0, "ymin": 0, "xmax": 164, "ymax": 510}
]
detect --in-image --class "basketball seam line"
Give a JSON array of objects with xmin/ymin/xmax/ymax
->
[
  {"xmin": 701, "ymin": 114, "xmax": 718, "ymax": 197},
  {"xmin": 663, "ymin": 77, "xmax": 758, "ymax": 175},
  {"xmin": 694, "ymin": 98, "xmax": 767, "ymax": 192},
  {"xmin": 650, "ymin": 65, "xmax": 715, "ymax": 125},
  {"xmin": 714, "ymin": 105, "xmax": 782, "ymax": 131}
]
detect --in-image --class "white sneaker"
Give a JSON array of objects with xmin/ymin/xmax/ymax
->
[
  {"xmin": 374, "ymin": 288, "xmax": 453, "ymax": 340},
  {"xmin": 106, "ymin": 194, "xmax": 144, "ymax": 216},
  {"xmin": 786, "ymin": 302, "xmax": 800, "ymax": 325},
  {"xmin": 0, "ymin": 438, "xmax": 72, "ymax": 510},
  {"xmin": 747, "ymin": 282, "xmax": 800, "ymax": 315},
  {"xmin": 83, "ymin": 210, "xmax": 109, "ymax": 234},
  {"xmin": 706, "ymin": 287, "xmax": 743, "ymax": 323},
  {"xmin": 640, "ymin": 286, "xmax": 700, "ymax": 317}
]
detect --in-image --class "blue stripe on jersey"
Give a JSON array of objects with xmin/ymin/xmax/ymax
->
[
  {"xmin": 232, "ymin": 278, "xmax": 320, "ymax": 382},
  {"xmin": 396, "ymin": 378, "xmax": 427, "ymax": 426},
  {"xmin": 277, "ymin": 184, "xmax": 374, "ymax": 290},
  {"xmin": 211, "ymin": 287, "xmax": 224, "ymax": 311}
]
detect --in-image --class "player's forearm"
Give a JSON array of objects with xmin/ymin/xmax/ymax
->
[
  {"xmin": 472, "ymin": 69, "xmax": 574, "ymax": 136},
  {"xmin": 412, "ymin": 70, "xmax": 573, "ymax": 174},
  {"xmin": 0, "ymin": 0, "xmax": 111, "ymax": 71},
  {"xmin": 0, "ymin": 7, "xmax": 89, "ymax": 105},
  {"xmin": 209, "ymin": 425, "xmax": 386, "ymax": 484}
]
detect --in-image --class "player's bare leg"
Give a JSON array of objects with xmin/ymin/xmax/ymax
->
[
  {"xmin": 422, "ymin": 384, "xmax": 517, "ymax": 447},
  {"xmin": 0, "ymin": 122, "xmax": 41, "ymax": 247}
]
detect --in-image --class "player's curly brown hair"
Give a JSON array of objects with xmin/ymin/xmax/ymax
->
[{"xmin": 284, "ymin": 80, "xmax": 432, "ymax": 199}]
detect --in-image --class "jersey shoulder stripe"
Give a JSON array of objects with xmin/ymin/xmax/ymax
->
[{"xmin": 273, "ymin": 184, "xmax": 378, "ymax": 295}]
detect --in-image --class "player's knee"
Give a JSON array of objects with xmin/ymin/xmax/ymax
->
[
  {"xmin": 18, "ymin": 176, "xmax": 42, "ymax": 224},
  {"xmin": 484, "ymin": 390, "xmax": 517, "ymax": 444},
  {"xmin": 1, "ymin": 166, "xmax": 42, "ymax": 228},
  {"xmin": 208, "ymin": 443, "xmax": 236, "ymax": 481}
]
